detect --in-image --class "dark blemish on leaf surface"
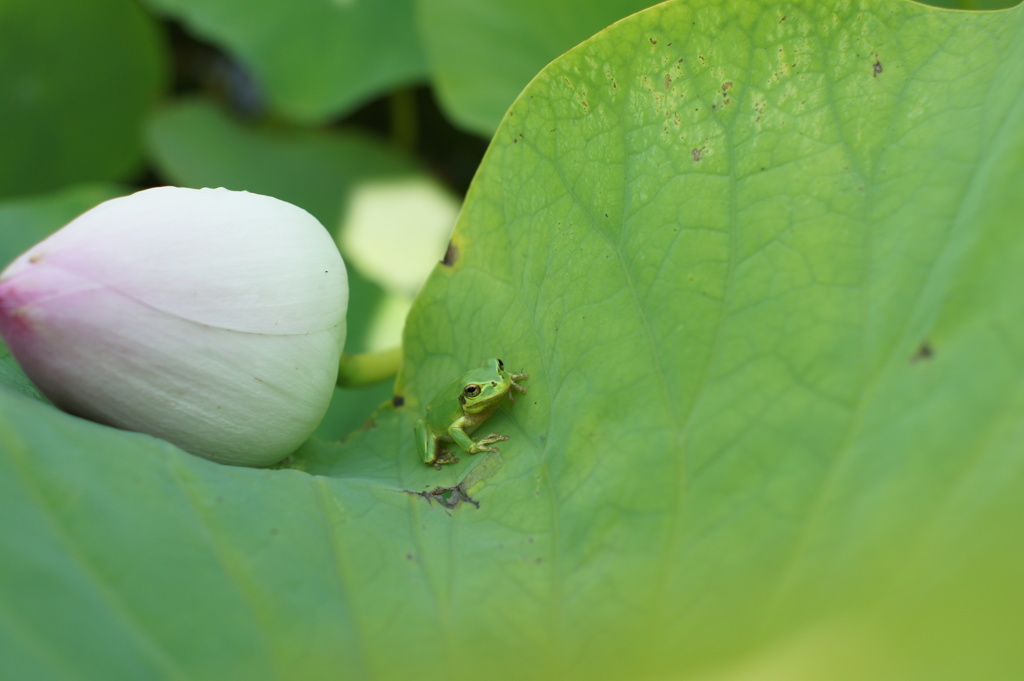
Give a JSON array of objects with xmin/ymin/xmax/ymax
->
[
  {"xmin": 911, "ymin": 341, "xmax": 934, "ymax": 363},
  {"xmin": 873, "ymin": 59, "xmax": 883, "ymax": 77},
  {"xmin": 392, "ymin": 395, "xmax": 405, "ymax": 408},
  {"xmin": 408, "ymin": 485, "xmax": 480, "ymax": 510},
  {"xmin": 692, "ymin": 147, "xmax": 704, "ymax": 162},
  {"xmin": 442, "ymin": 242, "xmax": 459, "ymax": 266},
  {"xmin": 650, "ymin": 37, "xmax": 658, "ymax": 44}
]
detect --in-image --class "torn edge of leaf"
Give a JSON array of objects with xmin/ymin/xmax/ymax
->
[{"xmin": 406, "ymin": 451, "xmax": 504, "ymax": 510}]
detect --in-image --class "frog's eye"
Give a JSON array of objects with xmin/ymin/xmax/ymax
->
[
  {"xmin": 464, "ymin": 384, "xmax": 481, "ymax": 397},
  {"xmin": 497, "ymin": 359, "xmax": 505, "ymax": 370}
]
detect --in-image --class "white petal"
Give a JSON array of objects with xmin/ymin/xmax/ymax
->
[
  {"xmin": 2, "ymin": 264, "xmax": 342, "ymax": 466},
  {"xmin": 3, "ymin": 187, "xmax": 346, "ymax": 335}
]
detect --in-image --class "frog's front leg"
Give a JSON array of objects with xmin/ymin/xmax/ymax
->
[
  {"xmin": 507, "ymin": 371, "xmax": 529, "ymax": 402},
  {"xmin": 449, "ymin": 424, "xmax": 509, "ymax": 455}
]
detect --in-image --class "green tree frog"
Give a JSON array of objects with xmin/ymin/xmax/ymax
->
[{"xmin": 415, "ymin": 358, "xmax": 528, "ymax": 468}]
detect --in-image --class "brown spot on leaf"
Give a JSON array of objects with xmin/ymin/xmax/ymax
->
[
  {"xmin": 873, "ymin": 60, "xmax": 883, "ymax": 77},
  {"xmin": 392, "ymin": 394, "xmax": 405, "ymax": 407},
  {"xmin": 442, "ymin": 242, "xmax": 459, "ymax": 266},
  {"xmin": 911, "ymin": 342, "xmax": 934, "ymax": 363}
]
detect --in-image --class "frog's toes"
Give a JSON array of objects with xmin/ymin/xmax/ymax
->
[{"xmin": 432, "ymin": 452, "xmax": 460, "ymax": 470}]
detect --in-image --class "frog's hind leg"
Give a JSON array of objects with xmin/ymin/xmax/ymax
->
[{"xmin": 414, "ymin": 419, "xmax": 440, "ymax": 465}]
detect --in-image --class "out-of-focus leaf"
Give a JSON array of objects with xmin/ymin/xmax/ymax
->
[
  {"xmin": 143, "ymin": 0, "xmax": 428, "ymax": 123},
  {"xmin": 0, "ymin": 0, "xmax": 166, "ymax": 198},
  {"xmin": 416, "ymin": 0, "xmax": 657, "ymax": 134},
  {"xmin": 146, "ymin": 99, "xmax": 420, "ymax": 229}
]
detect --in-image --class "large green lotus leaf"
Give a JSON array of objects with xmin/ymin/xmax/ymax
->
[
  {"xmin": 416, "ymin": 0, "xmax": 659, "ymax": 135},
  {"xmin": 143, "ymin": 0, "xmax": 427, "ymax": 123},
  {"xmin": 0, "ymin": 0, "xmax": 166, "ymax": 198},
  {"xmin": 3, "ymin": 0, "xmax": 1024, "ymax": 679}
]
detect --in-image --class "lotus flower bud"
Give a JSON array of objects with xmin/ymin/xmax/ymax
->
[{"xmin": 0, "ymin": 187, "xmax": 347, "ymax": 467}]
